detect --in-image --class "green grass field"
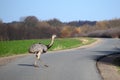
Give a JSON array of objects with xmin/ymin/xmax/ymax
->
[{"xmin": 0, "ymin": 38, "xmax": 96, "ymax": 57}]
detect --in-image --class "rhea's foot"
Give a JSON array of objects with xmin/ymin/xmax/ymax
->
[{"xmin": 33, "ymin": 64, "xmax": 39, "ymax": 68}]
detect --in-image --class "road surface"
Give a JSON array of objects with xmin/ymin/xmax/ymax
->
[{"xmin": 0, "ymin": 38, "xmax": 120, "ymax": 80}]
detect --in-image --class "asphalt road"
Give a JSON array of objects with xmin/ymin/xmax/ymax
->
[{"xmin": 0, "ymin": 38, "xmax": 120, "ymax": 80}]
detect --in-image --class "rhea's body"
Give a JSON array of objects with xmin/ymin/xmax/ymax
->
[{"xmin": 28, "ymin": 34, "xmax": 56, "ymax": 67}]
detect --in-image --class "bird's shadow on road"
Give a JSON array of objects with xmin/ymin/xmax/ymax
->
[
  {"xmin": 18, "ymin": 64, "xmax": 34, "ymax": 67},
  {"xmin": 18, "ymin": 63, "xmax": 49, "ymax": 68}
]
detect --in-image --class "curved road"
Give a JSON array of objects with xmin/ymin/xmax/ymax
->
[{"xmin": 0, "ymin": 38, "xmax": 120, "ymax": 80}]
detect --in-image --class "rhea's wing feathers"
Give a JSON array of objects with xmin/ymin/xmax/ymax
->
[
  {"xmin": 40, "ymin": 44, "xmax": 48, "ymax": 53},
  {"xmin": 29, "ymin": 44, "xmax": 41, "ymax": 53},
  {"xmin": 28, "ymin": 43, "xmax": 47, "ymax": 53}
]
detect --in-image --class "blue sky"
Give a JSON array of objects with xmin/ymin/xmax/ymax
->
[{"xmin": 0, "ymin": 0, "xmax": 120, "ymax": 22}]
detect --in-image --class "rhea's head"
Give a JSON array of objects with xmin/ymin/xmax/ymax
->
[{"xmin": 52, "ymin": 34, "xmax": 57, "ymax": 39}]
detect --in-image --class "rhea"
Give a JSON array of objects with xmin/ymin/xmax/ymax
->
[{"xmin": 28, "ymin": 34, "xmax": 56, "ymax": 67}]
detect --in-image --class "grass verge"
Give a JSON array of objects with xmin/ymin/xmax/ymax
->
[{"xmin": 0, "ymin": 37, "xmax": 96, "ymax": 57}]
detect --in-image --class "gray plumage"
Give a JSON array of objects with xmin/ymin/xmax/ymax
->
[{"xmin": 29, "ymin": 43, "xmax": 47, "ymax": 53}]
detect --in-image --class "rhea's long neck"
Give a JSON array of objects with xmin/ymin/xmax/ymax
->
[{"xmin": 47, "ymin": 37, "xmax": 55, "ymax": 49}]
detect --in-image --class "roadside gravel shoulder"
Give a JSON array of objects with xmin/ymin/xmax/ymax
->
[{"xmin": 97, "ymin": 54, "xmax": 120, "ymax": 80}]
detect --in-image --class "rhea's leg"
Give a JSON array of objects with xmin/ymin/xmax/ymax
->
[
  {"xmin": 34, "ymin": 51, "xmax": 41, "ymax": 67},
  {"xmin": 34, "ymin": 59, "xmax": 38, "ymax": 67},
  {"xmin": 37, "ymin": 52, "xmax": 48, "ymax": 67},
  {"xmin": 37, "ymin": 51, "xmax": 41, "ymax": 60},
  {"xmin": 34, "ymin": 57, "xmax": 39, "ymax": 67}
]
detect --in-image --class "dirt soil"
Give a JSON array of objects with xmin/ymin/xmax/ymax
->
[{"xmin": 97, "ymin": 54, "xmax": 120, "ymax": 80}]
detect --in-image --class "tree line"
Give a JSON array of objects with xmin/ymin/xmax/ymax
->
[{"xmin": 0, "ymin": 16, "xmax": 120, "ymax": 41}]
